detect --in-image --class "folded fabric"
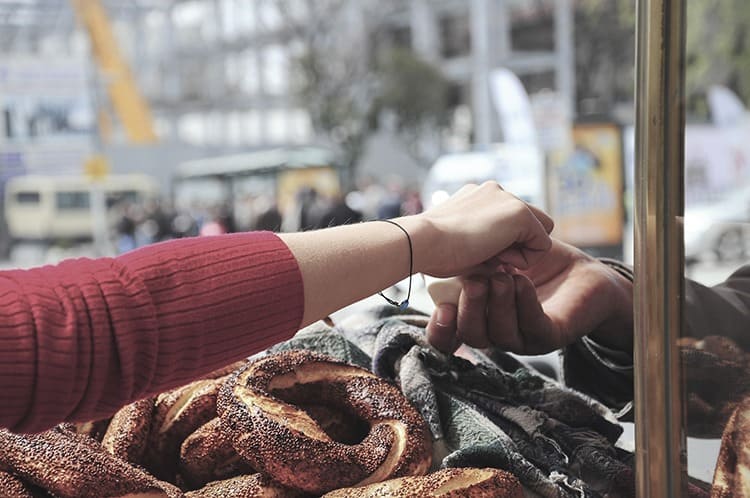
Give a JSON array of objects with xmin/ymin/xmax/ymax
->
[{"xmin": 271, "ymin": 306, "xmax": 639, "ymax": 498}]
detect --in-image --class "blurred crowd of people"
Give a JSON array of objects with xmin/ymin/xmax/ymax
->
[
  {"xmin": 280, "ymin": 177, "xmax": 423, "ymax": 232},
  {"xmin": 114, "ymin": 199, "xmax": 189, "ymax": 253},
  {"xmin": 113, "ymin": 177, "xmax": 424, "ymax": 254}
]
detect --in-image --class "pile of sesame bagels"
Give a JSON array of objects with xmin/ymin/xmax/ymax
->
[{"xmin": 0, "ymin": 350, "xmax": 523, "ymax": 497}]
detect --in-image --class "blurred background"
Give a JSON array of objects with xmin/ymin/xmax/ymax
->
[
  {"xmin": 0, "ymin": 0, "xmax": 748, "ymax": 482},
  {"xmin": 0, "ymin": 0, "xmax": 747, "ymax": 288}
]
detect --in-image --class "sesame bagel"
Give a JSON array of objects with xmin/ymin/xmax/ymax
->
[
  {"xmin": 145, "ymin": 377, "xmax": 223, "ymax": 480},
  {"xmin": 713, "ymin": 397, "xmax": 750, "ymax": 497},
  {"xmin": 217, "ymin": 350, "xmax": 432, "ymax": 495},
  {"xmin": 321, "ymin": 467, "xmax": 524, "ymax": 497},
  {"xmin": 102, "ymin": 397, "xmax": 155, "ymax": 466},
  {"xmin": 179, "ymin": 417, "xmax": 254, "ymax": 490},
  {"xmin": 0, "ymin": 427, "xmax": 182, "ymax": 498},
  {"xmin": 0, "ymin": 470, "xmax": 41, "ymax": 498},
  {"xmin": 184, "ymin": 473, "xmax": 304, "ymax": 498}
]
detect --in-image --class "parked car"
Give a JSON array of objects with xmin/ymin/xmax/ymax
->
[
  {"xmin": 684, "ymin": 184, "xmax": 750, "ymax": 264},
  {"xmin": 421, "ymin": 144, "xmax": 546, "ymax": 211}
]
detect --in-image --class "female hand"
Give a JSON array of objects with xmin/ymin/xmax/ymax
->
[
  {"xmin": 280, "ymin": 181, "xmax": 554, "ymax": 328},
  {"xmin": 410, "ymin": 181, "xmax": 554, "ymax": 278},
  {"xmin": 426, "ymin": 238, "xmax": 634, "ymax": 355}
]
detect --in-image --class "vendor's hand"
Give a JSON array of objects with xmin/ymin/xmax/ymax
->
[
  {"xmin": 426, "ymin": 238, "xmax": 634, "ymax": 355},
  {"xmin": 409, "ymin": 181, "xmax": 554, "ymax": 278}
]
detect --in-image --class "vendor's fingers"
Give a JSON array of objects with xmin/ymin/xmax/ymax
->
[
  {"xmin": 459, "ymin": 256, "xmax": 516, "ymax": 281},
  {"xmin": 426, "ymin": 303, "xmax": 459, "ymax": 353},
  {"xmin": 486, "ymin": 272, "xmax": 522, "ymax": 352},
  {"xmin": 456, "ymin": 277, "xmax": 490, "ymax": 349},
  {"xmin": 513, "ymin": 274, "xmax": 560, "ymax": 354}
]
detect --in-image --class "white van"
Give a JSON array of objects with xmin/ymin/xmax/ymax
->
[
  {"xmin": 421, "ymin": 144, "xmax": 546, "ymax": 210},
  {"xmin": 4, "ymin": 174, "xmax": 159, "ymax": 243}
]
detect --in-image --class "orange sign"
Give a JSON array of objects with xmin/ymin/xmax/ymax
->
[
  {"xmin": 83, "ymin": 154, "xmax": 110, "ymax": 181},
  {"xmin": 277, "ymin": 167, "xmax": 340, "ymax": 216},
  {"xmin": 549, "ymin": 123, "xmax": 624, "ymax": 248}
]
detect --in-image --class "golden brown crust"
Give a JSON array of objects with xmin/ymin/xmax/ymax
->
[
  {"xmin": 0, "ymin": 470, "xmax": 46, "ymax": 497},
  {"xmin": 217, "ymin": 351, "xmax": 432, "ymax": 495},
  {"xmin": 321, "ymin": 467, "xmax": 524, "ymax": 498},
  {"xmin": 146, "ymin": 378, "xmax": 223, "ymax": 480},
  {"xmin": 0, "ymin": 427, "xmax": 182, "ymax": 498},
  {"xmin": 184, "ymin": 473, "xmax": 304, "ymax": 498},
  {"xmin": 179, "ymin": 417, "xmax": 254, "ymax": 490},
  {"xmin": 713, "ymin": 396, "xmax": 750, "ymax": 497},
  {"xmin": 102, "ymin": 397, "xmax": 155, "ymax": 466}
]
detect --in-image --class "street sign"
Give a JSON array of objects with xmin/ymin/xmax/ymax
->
[{"xmin": 84, "ymin": 154, "xmax": 110, "ymax": 181}]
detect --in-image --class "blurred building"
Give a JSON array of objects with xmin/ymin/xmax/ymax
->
[
  {"xmin": 0, "ymin": 0, "xmax": 573, "ymax": 185},
  {"xmin": 377, "ymin": 0, "xmax": 574, "ymax": 148}
]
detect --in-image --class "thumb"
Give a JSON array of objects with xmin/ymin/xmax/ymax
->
[{"xmin": 426, "ymin": 304, "xmax": 459, "ymax": 353}]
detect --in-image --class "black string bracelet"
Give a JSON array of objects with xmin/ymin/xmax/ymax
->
[{"xmin": 378, "ymin": 219, "xmax": 413, "ymax": 311}]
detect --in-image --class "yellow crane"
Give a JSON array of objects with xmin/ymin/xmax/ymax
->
[{"xmin": 69, "ymin": 0, "xmax": 157, "ymax": 145}]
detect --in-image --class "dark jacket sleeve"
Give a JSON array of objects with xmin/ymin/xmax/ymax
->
[
  {"xmin": 683, "ymin": 265, "xmax": 750, "ymax": 348},
  {"xmin": 561, "ymin": 259, "xmax": 635, "ymax": 418},
  {"xmin": 562, "ymin": 263, "xmax": 750, "ymax": 420}
]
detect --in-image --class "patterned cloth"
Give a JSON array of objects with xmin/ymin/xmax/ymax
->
[{"xmin": 271, "ymin": 306, "xmax": 642, "ymax": 498}]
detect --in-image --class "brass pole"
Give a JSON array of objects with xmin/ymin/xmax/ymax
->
[{"xmin": 633, "ymin": 0, "xmax": 687, "ymax": 496}]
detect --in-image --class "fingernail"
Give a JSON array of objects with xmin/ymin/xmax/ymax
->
[
  {"xmin": 435, "ymin": 304, "xmax": 456, "ymax": 327},
  {"xmin": 491, "ymin": 274, "xmax": 509, "ymax": 293}
]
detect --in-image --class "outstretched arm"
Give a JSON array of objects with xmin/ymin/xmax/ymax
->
[
  {"xmin": 0, "ymin": 232, "xmax": 304, "ymax": 433},
  {"xmin": 282, "ymin": 181, "xmax": 554, "ymax": 328},
  {"xmin": 1, "ymin": 181, "xmax": 553, "ymax": 433}
]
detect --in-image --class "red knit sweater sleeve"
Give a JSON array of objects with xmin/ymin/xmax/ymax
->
[{"xmin": 0, "ymin": 232, "xmax": 304, "ymax": 433}]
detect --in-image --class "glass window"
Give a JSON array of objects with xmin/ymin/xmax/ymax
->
[
  {"xmin": 15, "ymin": 191, "xmax": 40, "ymax": 204},
  {"xmin": 439, "ymin": 13, "xmax": 470, "ymax": 58},
  {"xmin": 679, "ymin": 1, "xmax": 750, "ymax": 493},
  {"xmin": 106, "ymin": 190, "xmax": 138, "ymax": 209},
  {"xmin": 264, "ymin": 45, "xmax": 289, "ymax": 96},
  {"xmin": 387, "ymin": 25, "xmax": 412, "ymax": 49},
  {"xmin": 55, "ymin": 191, "xmax": 90, "ymax": 210}
]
